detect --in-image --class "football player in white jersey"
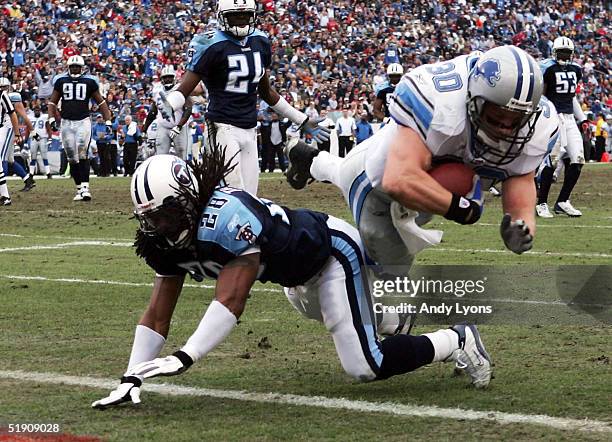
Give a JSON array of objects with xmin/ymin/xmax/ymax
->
[
  {"xmin": 286, "ymin": 46, "xmax": 560, "ymax": 277},
  {"xmin": 29, "ymin": 106, "xmax": 53, "ymax": 179},
  {"xmin": 143, "ymin": 65, "xmax": 193, "ymax": 160}
]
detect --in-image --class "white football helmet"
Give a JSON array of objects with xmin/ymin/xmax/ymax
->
[
  {"xmin": 387, "ymin": 63, "xmax": 404, "ymax": 85},
  {"xmin": 467, "ymin": 45, "xmax": 543, "ymax": 165},
  {"xmin": 131, "ymin": 155, "xmax": 199, "ymax": 249},
  {"xmin": 67, "ymin": 55, "xmax": 85, "ymax": 78},
  {"xmin": 0, "ymin": 77, "xmax": 10, "ymax": 91},
  {"xmin": 552, "ymin": 36, "xmax": 574, "ymax": 65},
  {"xmin": 218, "ymin": 0, "xmax": 257, "ymax": 38},
  {"xmin": 160, "ymin": 65, "xmax": 176, "ymax": 91}
]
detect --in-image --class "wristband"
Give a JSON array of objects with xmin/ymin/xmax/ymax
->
[
  {"xmin": 270, "ymin": 96, "xmax": 308, "ymax": 126},
  {"xmin": 444, "ymin": 193, "xmax": 481, "ymax": 225}
]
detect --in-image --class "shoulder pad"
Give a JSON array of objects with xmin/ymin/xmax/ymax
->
[
  {"xmin": 8, "ymin": 92, "xmax": 21, "ymax": 102},
  {"xmin": 84, "ymin": 74, "xmax": 100, "ymax": 85},
  {"xmin": 249, "ymin": 29, "xmax": 269, "ymax": 41},
  {"xmin": 197, "ymin": 190, "xmax": 263, "ymax": 257},
  {"xmin": 375, "ymin": 81, "xmax": 390, "ymax": 94},
  {"xmin": 539, "ymin": 59, "xmax": 555, "ymax": 73},
  {"xmin": 52, "ymin": 73, "xmax": 68, "ymax": 85}
]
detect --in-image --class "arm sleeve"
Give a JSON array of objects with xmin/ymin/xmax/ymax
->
[{"xmin": 572, "ymin": 97, "xmax": 586, "ymax": 122}]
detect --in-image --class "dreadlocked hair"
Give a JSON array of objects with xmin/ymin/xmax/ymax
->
[{"xmin": 135, "ymin": 126, "xmax": 237, "ymax": 259}]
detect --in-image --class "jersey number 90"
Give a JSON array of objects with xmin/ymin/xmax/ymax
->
[{"xmin": 63, "ymin": 83, "xmax": 87, "ymax": 101}]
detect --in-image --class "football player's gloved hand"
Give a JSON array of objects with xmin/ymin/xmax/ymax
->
[
  {"xmin": 156, "ymin": 90, "xmax": 176, "ymax": 123},
  {"xmin": 91, "ymin": 375, "xmax": 142, "ymax": 409},
  {"xmin": 500, "ymin": 214, "xmax": 533, "ymax": 254},
  {"xmin": 444, "ymin": 175, "xmax": 484, "ymax": 225},
  {"xmin": 301, "ymin": 117, "xmax": 331, "ymax": 143},
  {"xmin": 50, "ymin": 120, "xmax": 59, "ymax": 132},
  {"xmin": 33, "ymin": 133, "xmax": 41, "ymax": 141},
  {"xmin": 169, "ymin": 126, "xmax": 182, "ymax": 140},
  {"xmin": 128, "ymin": 350, "xmax": 194, "ymax": 379}
]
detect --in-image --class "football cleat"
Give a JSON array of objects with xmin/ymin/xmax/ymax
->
[
  {"xmin": 81, "ymin": 189, "xmax": 92, "ymax": 201},
  {"xmin": 554, "ymin": 200, "xmax": 582, "ymax": 217},
  {"xmin": 0, "ymin": 196, "xmax": 11, "ymax": 206},
  {"xmin": 73, "ymin": 190, "xmax": 84, "ymax": 201},
  {"xmin": 488, "ymin": 186, "xmax": 501, "ymax": 197},
  {"xmin": 284, "ymin": 138, "xmax": 319, "ymax": 190},
  {"xmin": 47, "ymin": 173, "xmax": 53, "ymax": 179},
  {"xmin": 536, "ymin": 203, "xmax": 554, "ymax": 218},
  {"xmin": 20, "ymin": 176, "xmax": 36, "ymax": 192},
  {"xmin": 447, "ymin": 323, "xmax": 492, "ymax": 388}
]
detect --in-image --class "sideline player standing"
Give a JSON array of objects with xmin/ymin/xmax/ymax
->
[
  {"xmin": 47, "ymin": 55, "xmax": 113, "ymax": 201},
  {"xmin": 373, "ymin": 63, "xmax": 404, "ymax": 123},
  {"xmin": 536, "ymin": 37, "xmax": 586, "ymax": 218},
  {"xmin": 155, "ymin": 0, "xmax": 330, "ymax": 195},
  {"xmin": 29, "ymin": 106, "xmax": 53, "ymax": 179},
  {"xmin": 0, "ymin": 89, "xmax": 23, "ymax": 205}
]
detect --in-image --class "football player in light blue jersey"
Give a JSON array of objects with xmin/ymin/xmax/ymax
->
[
  {"xmin": 285, "ymin": 46, "xmax": 560, "ymax": 275},
  {"xmin": 92, "ymin": 147, "xmax": 492, "ymax": 409},
  {"xmin": 154, "ymin": 0, "xmax": 330, "ymax": 195}
]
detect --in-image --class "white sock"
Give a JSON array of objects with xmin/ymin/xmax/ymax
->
[
  {"xmin": 22, "ymin": 173, "xmax": 31, "ymax": 182},
  {"xmin": 310, "ymin": 151, "xmax": 342, "ymax": 184},
  {"xmin": 30, "ymin": 166, "xmax": 36, "ymax": 175},
  {"xmin": 0, "ymin": 183, "xmax": 8, "ymax": 198},
  {"xmin": 423, "ymin": 329, "xmax": 459, "ymax": 362},
  {"xmin": 125, "ymin": 325, "xmax": 166, "ymax": 374},
  {"xmin": 45, "ymin": 165, "xmax": 50, "ymax": 174}
]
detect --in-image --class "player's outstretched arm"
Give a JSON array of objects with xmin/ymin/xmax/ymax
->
[
  {"xmin": 47, "ymin": 90, "xmax": 61, "ymax": 131},
  {"xmin": 382, "ymin": 125, "xmax": 482, "ymax": 224},
  {"xmin": 259, "ymin": 73, "xmax": 331, "ymax": 143},
  {"xmin": 500, "ymin": 172, "xmax": 536, "ymax": 254},
  {"xmin": 92, "ymin": 275, "xmax": 185, "ymax": 409},
  {"xmin": 128, "ymin": 253, "xmax": 260, "ymax": 380}
]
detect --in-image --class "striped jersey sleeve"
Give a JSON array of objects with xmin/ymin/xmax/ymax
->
[
  {"xmin": 388, "ymin": 76, "xmax": 434, "ymax": 140},
  {"xmin": 0, "ymin": 91, "xmax": 15, "ymax": 114}
]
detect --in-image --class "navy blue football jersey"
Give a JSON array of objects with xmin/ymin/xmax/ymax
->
[
  {"xmin": 540, "ymin": 59, "xmax": 582, "ymax": 114},
  {"xmin": 375, "ymin": 81, "xmax": 395, "ymax": 117},
  {"xmin": 53, "ymin": 73, "xmax": 100, "ymax": 120},
  {"xmin": 186, "ymin": 30, "xmax": 272, "ymax": 129},
  {"xmin": 146, "ymin": 188, "xmax": 331, "ymax": 287}
]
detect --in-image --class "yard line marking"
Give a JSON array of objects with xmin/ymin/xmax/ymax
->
[
  {"xmin": 1, "ymin": 274, "xmax": 607, "ymax": 308},
  {"xmin": 0, "ymin": 370, "xmax": 609, "ymax": 434},
  {"xmin": 0, "ymin": 241, "xmax": 132, "ymax": 253},
  {"xmin": 0, "ymin": 233, "xmax": 134, "ymax": 242},
  {"xmin": 477, "ymin": 223, "xmax": 612, "ymax": 229},
  {"xmin": 429, "ymin": 248, "xmax": 612, "ymax": 259}
]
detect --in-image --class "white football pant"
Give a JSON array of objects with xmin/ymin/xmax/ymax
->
[{"xmin": 61, "ymin": 117, "xmax": 92, "ymax": 163}]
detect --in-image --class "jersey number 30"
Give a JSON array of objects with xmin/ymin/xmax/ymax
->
[
  {"xmin": 225, "ymin": 52, "xmax": 264, "ymax": 94},
  {"xmin": 62, "ymin": 83, "xmax": 87, "ymax": 101}
]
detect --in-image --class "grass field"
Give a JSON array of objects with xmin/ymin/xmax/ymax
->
[{"xmin": 1, "ymin": 164, "xmax": 611, "ymax": 441}]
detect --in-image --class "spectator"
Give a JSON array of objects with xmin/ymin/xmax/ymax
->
[
  {"xmin": 121, "ymin": 115, "xmax": 140, "ymax": 177},
  {"xmin": 316, "ymin": 109, "xmax": 335, "ymax": 153},
  {"xmin": 335, "ymin": 108, "xmax": 356, "ymax": 157},
  {"xmin": 355, "ymin": 112, "xmax": 373, "ymax": 145}
]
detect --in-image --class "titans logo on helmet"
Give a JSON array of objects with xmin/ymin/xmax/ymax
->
[
  {"xmin": 172, "ymin": 160, "xmax": 192, "ymax": 186},
  {"xmin": 474, "ymin": 59, "xmax": 501, "ymax": 87}
]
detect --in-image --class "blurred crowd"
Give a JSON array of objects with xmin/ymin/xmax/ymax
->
[{"xmin": 0, "ymin": 0, "xmax": 608, "ymax": 127}]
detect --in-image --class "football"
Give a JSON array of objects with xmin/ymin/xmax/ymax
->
[{"xmin": 428, "ymin": 162, "xmax": 476, "ymax": 196}]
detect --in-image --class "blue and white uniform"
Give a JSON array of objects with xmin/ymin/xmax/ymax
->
[
  {"xmin": 186, "ymin": 29, "xmax": 272, "ymax": 194},
  {"xmin": 143, "ymin": 187, "xmax": 383, "ymax": 380},
  {"xmin": 29, "ymin": 112, "xmax": 51, "ymax": 175},
  {"xmin": 540, "ymin": 59, "xmax": 584, "ymax": 164},
  {"xmin": 309, "ymin": 53, "xmax": 560, "ymax": 274},
  {"xmin": 53, "ymin": 73, "xmax": 99, "ymax": 161}
]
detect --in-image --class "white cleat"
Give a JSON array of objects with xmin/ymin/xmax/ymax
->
[
  {"xmin": 81, "ymin": 189, "xmax": 92, "ymax": 201},
  {"xmin": 447, "ymin": 323, "xmax": 492, "ymax": 389},
  {"xmin": 73, "ymin": 190, "xmax": 83, "ymax": 201},
  {"xmin": 488, "ymin": 186, "xmax": 501, "ymax": 197},
  {"xmin": 536, "ymin": 203, "xmax": 554, "ymax": 218},
  {"xmin": 554, "ymin": 200, "xmax": 582, "ymax": 217}
]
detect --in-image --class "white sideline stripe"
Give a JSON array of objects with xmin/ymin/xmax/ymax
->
[
  {"xmin": 0, "ymin": 274, "xmax": 281, "ymax": 294},
  {"xmin": 477, "ymin": 223, "xmax": 612, "ymax": 229},
  {"xmin": 0, "ymin": 370, "xmax": 609, "ymax": 434},
  {"xmin": 1, "ymin": 274, "xmax": 607, "ymax": 308},
  {"xmin": 430, "ymin": 247, "xmax": 612, "ymax": 259},
  {"xmin": 0, "ymin": 241, "xmax": 132, "ymax": 252},
  {"xmin": 0, "ymin": 233, "xmax": 133, "ymax": 242}
]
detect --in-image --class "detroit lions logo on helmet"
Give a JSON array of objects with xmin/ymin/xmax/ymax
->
[
  {"xmin": 172, "ymin": 160, "xmax": 192, "ymax": 186},
  {"xmin": 473, "ymin": 59, "xmax": 501, "ymax": 87}
]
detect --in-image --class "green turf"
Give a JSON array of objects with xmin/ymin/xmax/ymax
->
[{"xmin": 0, "ymin": 165, "xmax": 611, "ymax": 441}]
